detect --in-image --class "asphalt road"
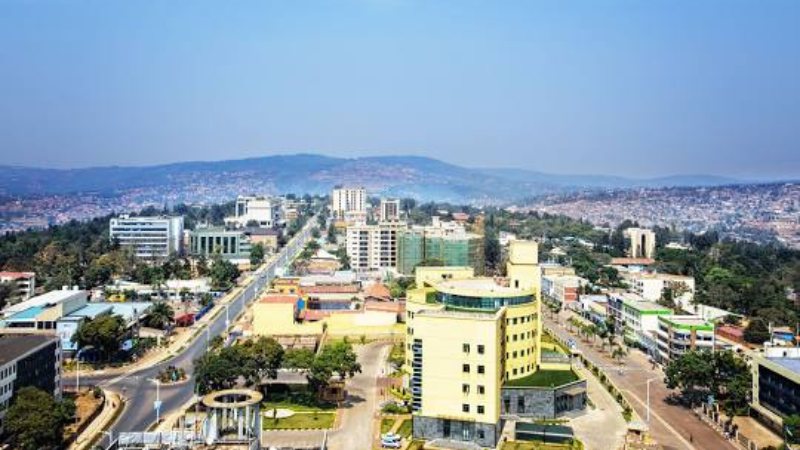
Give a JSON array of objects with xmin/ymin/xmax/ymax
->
[
  {"xmin": 64, "ymin": 218, "xmax": 317, "ymax": 445},
  {"xmin": 545, "ymin": 310, "xmax": 738, "ymax": 450}
]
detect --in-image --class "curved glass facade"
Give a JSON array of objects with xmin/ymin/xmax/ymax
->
[{"xmin": 436, "ymin": 292, "xmax": 533, "ymax": 310}]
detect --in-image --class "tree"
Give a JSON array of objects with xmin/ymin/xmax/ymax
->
[
  {"xmin": 0, "ymin": 281, "xmax": 17, "ymax": 310},
  {"xmin": 665, "ymin": 350, "xmax": 751, "ymax": 412},
  {"xmin": 785, "ymin": 415, "xmax": 800, "ymax": 444},
  {"xmin": 484, "ymin": 224, "xmax": 501, "ymax": 274},
  {"xmin": 209, "ymin": 256, "xmax": 240, "ymax": 290},
  {"xmin": 282, "ymin": 348, "xmax": 315, "ymax": 371},
  {"xmin": 145, "ymin": 302, "xmax": 175, "ymax": 330},
  {"xmin": 308, "ymin": 341, "xmax": 361, "ymax": 388},
  {"xmin": 194, "ymin": 350, "xmax": 241, "ymax": 394},
  {"xmin": 744, "ymin": 318, "xmax": 771, "ymax": 344},
  {"xmin": 72, "ymin": 313, "xmax": 127, "ymax": 361},
  {"xmin": 250, "ymin": 243, "xmax": 265, "ymax": 267},
  {"xmin": 5, "ymin": 387, "xmax": 73, "ymax": 450},
  {"xmin": 246, "ymin": 336, "xmax": 284, "ymax": 380}
]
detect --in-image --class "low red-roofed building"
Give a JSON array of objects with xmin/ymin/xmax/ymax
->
[
  {"xmin": 364, "ymin": 282, "xmax": 392, "ymax": 302},
  {"xmin": 0, "ymin": 271, "xmax": 36, "ymax": 303}
]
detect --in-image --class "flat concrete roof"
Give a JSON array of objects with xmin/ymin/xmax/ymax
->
[
  {"xmin": 436, "ymin": 278, "xmax": 535, "ymax": 298},
  {"xmin": 767, "ymin": 357, "xmax": 800, "ymax": 375},
  {"xmin": 0, "ymin": 334, "xmax": 56, "ymax": 366}
]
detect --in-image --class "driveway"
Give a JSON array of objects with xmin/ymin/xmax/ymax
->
[{"xmin": 263, "ymin": 341, "xmax": 393, "ymax": 450}]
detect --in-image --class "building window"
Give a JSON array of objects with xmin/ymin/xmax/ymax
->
[
  {"xmin": 478, "ymin": 429, "xmax": 485, "ymax": 439},
  {"xmin": 478, "ymin": 345, "xmax": 485, "ymax": 354},
  {"xmin": 513, "ymin": 318, "xmax": 518, "ymax": 325},
  {"xmin": 477, "ymin": 405, "xmax": 485, "ymax": 414},
  {"xmin": 463, "ymin": 344, "xmax": 470, "ymax": 353},
  {"xmin": 518, "ymin": 397, "xmax": 525, "ymax": 411},
  {"xmin": 462, "ymin": 384, "xmax": 470, "ymax": 394},
  {"xmin": 463, "ymin": 364, "xmax": 470, "ymax": 373},
  {"xmin": 513, "ymin": 351, "xmax": 517, "ymax": 358},
  {"xmin": 462, "ymin": 404, "xmax": 470, "ymax": 413},
  {"xmin": 478, "ymin": 385, "xmax": 485, "ymax": 394},
  {"xmin": 478, "ymin": 365, "xmax": 485, "ymax": 374},
  {"xmin": 513, "ymin": 368, "xmax": 518, "ymax": 375}
]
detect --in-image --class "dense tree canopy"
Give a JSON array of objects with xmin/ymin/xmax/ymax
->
[
  {"xmin": 72, "ymin": 313, "xmax": 127, "ymax": 360},
  {"xmin": 665, "ymin": 350, "xmax": 751, "ymax": 414},
  {"xmin": 5, "ymin": 387, "xmax": 74, "ymax": 450}
]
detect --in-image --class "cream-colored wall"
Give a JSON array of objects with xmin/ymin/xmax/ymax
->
[
  {"xmin": 413, "ymin": 311, "xmax": 502, "ymax": 425},
  {"xmin": 414, "ymin": 267, "xmax": 474, "ymax": 288},
  {"xmin": 252, "ymin": 302, "xmax": 322, "ymax": 336}
]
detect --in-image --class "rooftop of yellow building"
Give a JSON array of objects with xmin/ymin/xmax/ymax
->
[{"xmin": 435, "ymin": 277, "xmax": 536, "ymax": 298}]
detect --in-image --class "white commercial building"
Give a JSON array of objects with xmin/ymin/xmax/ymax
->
[
  {"xmin": 346, "ymin": 221, "xmax": 406, "ymax": 272},
  {"xmin": 109, "ymin": 215, "xmax": 184, "ymax": 260},
  {"xmin": 379, "ymin": 198, "xmax": 401, "ymax": 222},
  {"xmin": 225, "ymin": 195, "xmax": 284, "ymax": 229},
  {"xmin": 332, "ymin": 187, "xmax": 367, "ymax": 221},
  {"xmin": 655, "ymin": 315, "xmax": 715, "ymax": 364}
]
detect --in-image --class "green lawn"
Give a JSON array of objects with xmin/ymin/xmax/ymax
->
[
  {"xmin": 396, "ymin": 418, "xmax": 412, "ymax": 437},
  {"xmin": 504, "ymin": 370, "xmax": 580, "ymax": 388},
  {"xmin": 502, "ymin": 440, "xmax": 584, "ymax": 450},
  {"xmin": 262, "ymin": 385, "xmax": 337, "ymax": 412},
  {"xmin": 262, "ymin": 412, "xmax": 336, "ymax": 430},
  {"xmin": 380, "ymin": 418, "xmax": 396, "ymax": 434}
]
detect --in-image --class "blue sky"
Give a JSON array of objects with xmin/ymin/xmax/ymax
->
[{"xmin": 0, "ymin": 0, "xmax": 798, "ymax": 179}]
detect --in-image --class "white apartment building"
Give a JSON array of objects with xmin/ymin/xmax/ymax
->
[
  {"xmin": 346, "ymin": 221, "xmax": 406, "ymax": 272},
  {"xmin": 332, "ymin": 187, "xmax": 367, "ymax": 221},
  {"xmin": 625, "ymin": 273, "xmax": 695, "ymax": 308},
  {"xmin": 379, "ymin": 198, "xmax": 401, "ymax": 222},
  {"xmin": 0, "ymin": 272, "xmax": 36, "ymax": 303},
  {"xmin": 224, "ymin": 195, "xmax": 284, "ymax": 229},
  {"xmin": 109, "ymin": 215, "xmax": 184, "ymax": 260},
  {"xmin": 607, "ymin": 292, "xmax": 673, "ymax": 353}
]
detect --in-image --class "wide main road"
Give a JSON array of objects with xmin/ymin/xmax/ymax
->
[
  {"xmin": 544, "ymin": 310, "xmax": 737, "ymax": 450},
  {"xmin": 69, "ymin": 215, "xmax": 319, "ymax": 440}
]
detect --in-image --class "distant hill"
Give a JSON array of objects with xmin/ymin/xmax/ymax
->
[{"xmin": 0, "ymin": 154, "xmax": 753, "ymax": 203}]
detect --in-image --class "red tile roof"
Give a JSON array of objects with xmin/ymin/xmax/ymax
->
[
  {"xmin": 259, "ymin": 294, "xmax": 300, "ymax": 305},
  {"xmin": 364, "ymin": 283, "xmax": 391, "ymax": 300},
  {"xmin": 365, "ymin": 300, "xmax": 405, "ymax": 314},
  {"xmin": 0, "ymin": 272, "xmax": 35, "ymax": 279},
  {"xmin": 302, "ymin": 285, "xmax": 360, "ymax": 294},
  {"xmin": 609, "ymin": 258, "xmax": 655, "ymax": 266}
]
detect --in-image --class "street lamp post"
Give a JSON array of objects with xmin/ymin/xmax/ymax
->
[
  {"xmin": 151, "ymin": 378, "xmax": 162, "ymax": 425},
  {"xmin": 75, "ymin": 358, "xmax": 80, "ymax": 394}
]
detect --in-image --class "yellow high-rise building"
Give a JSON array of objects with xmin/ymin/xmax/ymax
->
[{"xmin": 404, "ymin": 241, "xmax": 543, "ymax": 448}]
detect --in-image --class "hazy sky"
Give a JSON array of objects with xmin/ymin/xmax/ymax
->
[{"xmin": 1, "ymin": 0, "xmax": 798, "ymax": 179}]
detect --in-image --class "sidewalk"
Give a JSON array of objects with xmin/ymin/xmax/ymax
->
[
  {"xmin": 70, "ymin": 390, "xmax": 122, "ymax": 450},
  {"xmin": 569, "ymin": 360, "xmax": 628, "ymax": 450}
]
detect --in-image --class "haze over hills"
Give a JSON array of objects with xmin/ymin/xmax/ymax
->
[{"xmin": 0, "ymin": 153, "xmax": 764, "ymax": 203}]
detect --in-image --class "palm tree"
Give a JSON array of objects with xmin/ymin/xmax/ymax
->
[
  {"xmin": 146, "ymin": 302, "xmax": 175, "ymax": 330},
  {"xmin": 612, "ymin": 346, "xmax": 627, "ymax": 365}
]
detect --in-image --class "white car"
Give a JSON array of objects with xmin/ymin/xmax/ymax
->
[{"xmin": 381, "ymin": 440, "xmax": 401, "ymax": 449}]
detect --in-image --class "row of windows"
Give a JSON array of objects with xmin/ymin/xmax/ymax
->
[
  {"xmin": 507, "ymin": 331, "xmax": 534, "ymax": 342},
  {"xmin": 462, "ymin": 344, "xmax": 485, "ymax": 354},
  {"xmin": 461, "ymin": 384, "xmax": 486, "ymax": 395},
  {"xmin": 506, "ymin": 314, "xmax": 535, "ymax": 325},
  {"xmin": 462, "ymin": 364, "xmax": 486, "ymax": 374},
  {"xmin": 0, "ymin": 365, "xmax": 16, "ymax": 380},
  {"xmin": 461, "ymin": 404, "xmax": 486, "ymax": 414},
  {"xmin": 506, "ymin": 348, "xmax": 534, "ymax": 359},
  {"xmin": 507, "ymin": 364, "xmax": 535, "ymax": 378}
]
